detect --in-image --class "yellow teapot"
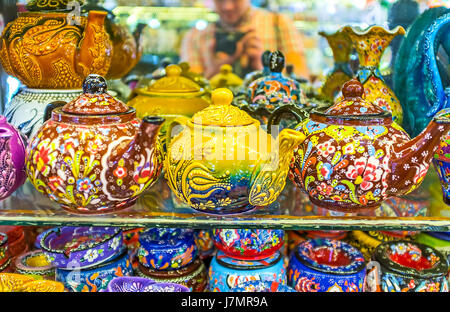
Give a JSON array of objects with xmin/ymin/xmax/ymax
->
[
  {"xmin": 128, "ymin": 64, "xmax": 210, "ymax": 152},
  {"xmin": 164, "ymin": 88, "xmax": 306, "ymax": 214}
]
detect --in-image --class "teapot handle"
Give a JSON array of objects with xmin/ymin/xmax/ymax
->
[
  {"xmin": 267, "ymin": 104, "xmax": 308, "ymax": 134},
  {"xmin": 44, "ymin": 101, "xmax": 67, "ymax": 122},
  {"xmin": 166, "ymin": 116, "xmax": 190, "ymax": 149}
]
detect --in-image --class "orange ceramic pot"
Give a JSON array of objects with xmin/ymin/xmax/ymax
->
[{"xmin": 0, "ymin": 5, "xmax": 112, "ymax": 89}]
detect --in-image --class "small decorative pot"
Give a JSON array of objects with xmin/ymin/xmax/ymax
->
[
  {"xmin": 56, "ymin": 249, "xmax": 132, "ymax": 292},
  {"xmin": 41, "ymin": 227, "xmax": 123, "ymax": 269},
  {"xmin": 231, "ymin": 280, "xmax": 296, "ymax": 292},
  {"xmin": 0, "ymin": 233, "xmax": 10, "ymax": 269},
  {"xmin": 368, "ymin": 241, "xmax": 449, "ymax": 292},
  {"xmin": 287, "ymin": 239, "xmax": 366, "ymax": 292},
  {"xmin": 107, "ymin": 276, "xmax": 155, "ymax": 292},
  {"xmin": 345, "ymin": 231, "xmax": 411, "ymax": 261},
  {"xmin": 208, "ymin": 251, "xmax": 287, "ymax": 292},
  {"xmin": 138, "ymin": 230, "xmax": 197, "ymax": 271},
  {"xmin": 212, "ymin": 229, "xmax": 284, "ymax": 260},
  {"xmin": 136, "ymin": 257, "xmax": 207, "ymax": 292},
  {"xmin": 14, "ymin": 250, "xmax": 55, "ymax": 280}
]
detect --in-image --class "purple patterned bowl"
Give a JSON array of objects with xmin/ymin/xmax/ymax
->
[
  {"xmin": 144, "ymin": 282, "xmax": 190, "ymax": 292},
  {"xmin": 40, "ymin": 226, "xmax": 123, "ymax": 269},
  {"xmin": 107, "ymin": 276, "xmax": 156, "ymax": 292},
  {"xmin": 231, "ymin": 280, "xmax": 296, "ymax": 292}
]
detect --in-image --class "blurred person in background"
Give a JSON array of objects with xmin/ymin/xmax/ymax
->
[{"xmin": 180, "ymin": 0, "xmax": 310, "ymax": 79}]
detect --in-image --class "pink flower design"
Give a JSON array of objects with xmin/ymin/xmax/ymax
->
[
  {"xmin": 86, "ymin": 138, "xmax": 104, "ymax": 154},
  {"xmin": 317, "ymin": 182, "xmax": 333, "ymax": 196},
  {"xmin": 295, "ymin": 277, "xmax": 320, "ymax": 292},
  {"xmin": 345, "ymin": 156, "xmax": 383, "ymax": 191},
  {"xmin": 316, "ymin": 140, "xmax": 335, "ymax": 158}
]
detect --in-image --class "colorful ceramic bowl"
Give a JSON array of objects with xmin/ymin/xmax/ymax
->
[
  {"xmin": 136, "ymin": 257, "xmax": 207, "ymax": 292},
  {"xmin": 107, "ymin": 276, "xmax": 156, "ymax": 292},
  {"xmin": 0, "ymin": 273, "xmax": 63, "ymax": 292},
  {"xmin": 138, "ymin": 230, "xmax": 197, "ymax": 270},
  {"xmin": 141, "ymin": 282, "xmax": 190, "ymax": 292},
  {"xmin": 55, "ymin": 248, "xmax": 132, "ymax": 292},
  {"xmin": 0, "ymin": 233, "xmax": 10, "ymax": 269},
  {"xmin": 231, "ymin": 280, "xmax": 296, "ymax": 292},
  {"xmin": 14, "ymin": 250, "xmax": 55, "ymax": 280},
  {"xmin": 213, "ymin": 229, "xmax": 284, "ymax": 260},
  {"xmin": 209, "ymin": 251, "xmax": 287, "ymax": 292},
  {"xmin": 41, "ymin": 227, "xmax": 123, "ymax": 269},
  {"xmin": 369, "ymin": 241, "xmax": 449, "ymax": 292},
  {"xmin": 287, "ymin": 239, "xmax": 366, "ymax": 292}
]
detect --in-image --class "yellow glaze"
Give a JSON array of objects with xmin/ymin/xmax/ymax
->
[
  {"xmin": 0, "ymin": 273, "xmax": 63, "ymax": 292},
  {"xmin": 164, "ymin": 88, "xmax": 305, "ymax": 213},
  {"xmin": 209, "ymin": 64, "xmax": 243, "ymax": 90}
]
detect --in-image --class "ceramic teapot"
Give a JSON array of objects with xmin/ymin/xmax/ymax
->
[
  {"xmin": 273, "ymin": 79, "xmax": 450, "ymax": 212},
  {"xmin": 26, "ymin": 75, "xmax": 164, "ymax": 214},
  {"xmin": 0, "ymin": 117, "xmax": 27, "ymax": 200},
  {"xmin": 164, "ymin": 88, "xmax": 306, "ymax": 214},
  {"xmin": 0, "ymin": 0, "xmax": 112, "ymax": 89}
]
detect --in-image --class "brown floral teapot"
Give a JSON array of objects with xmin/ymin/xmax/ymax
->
[
  {"xmin": 273, "ymin": 79, "xmax": 450, "ymax": 212},
  {"xmin": 26, "ymin": 75, "xmax": 164, "ymax": 214},
  {"xmin": 0, "ymin": 0, "xmax": 112, "ymax": 89}
]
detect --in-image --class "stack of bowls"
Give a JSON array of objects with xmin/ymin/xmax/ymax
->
[
  {"xmin": 135, "ymin": 228, "xmax": 207, "ymax": 292},
  {"xmin": 288, "ymin": 239, "xmax": 366, "ymax": 292},
  {"xmin": 106, "ymin": 276, "xmax": 189, "ymax": 292},
  {"xmin": 209, "ymin": 229, "xmax": 287, "ymax": 292},
  {"xmin": 40, "ymin": 226, "xmax": 132, "ymax": 292}
]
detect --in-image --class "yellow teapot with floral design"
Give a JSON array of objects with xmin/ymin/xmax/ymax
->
[{"xmin": 164, "ymin": 88, "xmax": 306, "ymax": 214}]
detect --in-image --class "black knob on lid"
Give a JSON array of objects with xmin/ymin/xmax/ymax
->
[
  {"xmin": 262, "ymin": 50, "xmax": 272, "ymax": 67},
  {"xmin": 269, "ymin": 50, "xmax": 285, "ymax": 73},
  {"xmin": 82, "ymin": 74, "xmax": 108, "ymax": 94}
]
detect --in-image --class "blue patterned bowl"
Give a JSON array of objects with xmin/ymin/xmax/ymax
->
[
  {"xmin": 41, "ymin": 227, "xmax": 123, "ymax": 269},
  {"xmin": 208, "ymin": 250, "xmax": 286, "ymax": 292},
  {"xmin": 288, "ymin": 239, "xmax": 366, "ymax": 292},
  {"xmin": 107, "ymin": 276, "xmax": 156, "ymax": 292},
  {"xmin": 231, "ymin": 280, "xmax": 296, "ymax": 292},
  {"xmin": 55, "ymin": 248, "xmax": 133, "ymax": 292},
  {"xmin": 138, "ymin": 229, "xmax": 197, "ymax": 270},
  {"xmin": 369, "ymin": 240, "xmax": 449, "ymax": 292},
  {"xmin": 213, "ymin": 229, "xmax": 284, "ymax": 260}
]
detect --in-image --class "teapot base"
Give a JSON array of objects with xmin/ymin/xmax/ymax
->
[
  {"xmin": 59, "ymin": 198, "xmax": 137, "ymax": 215},
  {"xmin": 309, "ymin": 197, "xmax": 380, "ymax": 214}
]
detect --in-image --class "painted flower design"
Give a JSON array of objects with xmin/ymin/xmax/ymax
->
[
  {"xmin": 391, "ymin": 242, "xmax": 407, "ymax": 255},
  {"xmin": 86, "ymin": 138, "xmax": 104, "ymax": 154},
  {"xmin": 76, "ymin": 178, "xmax": 94, "ymax": 193},
  {"xmin": 317, "ymin": 182, "xmax": 333, "ymax": 196},
  {"xmin": 295, "ymin": 276, "xmax": 320, "ymax": 292},
  {"xmin": 48, "ymin": 176, "xmax": 64, "ymax": 192},
  {"xmin": 60, "ymin": 138, "xmax": 79, "ymax": 153},
  {"xmin": 424, "ymin": 282, "xmax": 440, "ymax": 292},
  {"xmin": 84, "ymin": 249, "xmax": 99, "ymax": 262},
  {"xmin": 320, "ymin": 163, "xmax": 333, "ymax": 180},
  {"xmin": 220, "ymin": 230, "xmax": 239, "ymax": 247},
  {"xmin": 345, "ymin": 156, "xmax": 383, "ymax": 191},
  {"xmin": 316, "ymin": 140, "xmax": 335, "ymax": 158},
  {"xmin": 109, "ymin": 236, "xmax": 121, "ymax": 250},
  {"xmin": 412, "ymin": 162, "xmax": 429, "ymax": 184},
  {"xmin": 33, "ymin": 139, "xmax": 57, "ymax": 176},
  {"xmin": 113, "ymin": 166, "xmax": 127, "ymax": 179}
]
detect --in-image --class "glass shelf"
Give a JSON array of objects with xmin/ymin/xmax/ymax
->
[{"xmin": 0, "ymin": 175, "xmax": 449, "ymax": 232}]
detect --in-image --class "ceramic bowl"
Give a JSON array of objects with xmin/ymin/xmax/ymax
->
[
  {"xmin": 208, "ymin": 250, "xmax": 287, "ymax": 292},
  {"xmin": 41, "ymin": 227, "xmax": 123, "ymax": 269},
  {"xmin": 138, "ymin": 230, "xmax": 197, "ymax": 270},
  {"xmin": 0, "ymin": 273, "xmax": 64, "ymax": 292},
  {"xmin": 415, "ymin": 232, "xmax": 450, "ymax": 265},
  {"xmin": 213, "ymin": 229, "xmax": 284, "ymax": 260},
  {"xmin": 143, "ymin": 282, "xmax": 190, "ymax": 292},
  {"xmin": 136, "ymin": 257, "xmax": 207, "ymax": 292},
  {"xmin": 231, "ymin": 280, "xmax": 296, "ymax": 292},
  {"xmin": 369, "ymin": 241, "xmax": 449, "ymax": 292},
  {"xmin": 287, "ymin": 239, "xmax": 366, "ymax": 292},
  {"xmin": 14, "ymin": 250, "xmax": 55, "ymax": 280},
  {"xmin": 55, "ymin": 248, "xmax": 132, "ymax": 292},
  {"xmin": 107, "ymin": 276, "xmax": 156, "ymax": 292}
]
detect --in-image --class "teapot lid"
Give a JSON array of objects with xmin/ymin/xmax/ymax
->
[
  {"xmin": 316, "ymin": 79, "xmax": 391, "ymax": 121},
  {"xmin": 146, "ymin": 64, "xmax": 202, "ymax": 94},
  {"xmin": 62, "ymin": 75, "xmax": 129, "ymax": 115},
  {"xmin": 192, "ymin": 88, "xmax": 255, "ymax": 126},
  {"xmin": 210, "ymin": 64, "xmax": 243, "ymax": 88}
]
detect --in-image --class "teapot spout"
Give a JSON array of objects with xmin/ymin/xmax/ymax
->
[
  {"xmin": 138, "ymin": 116, "xmax": 165, "ymax": 148},
  {"xmin": 389, "ymin": 109, "xmax": 450, "ymax": 195},
  {"xmin": 249, "ymin": 128, "xmax": 306, "ymax": 207}
]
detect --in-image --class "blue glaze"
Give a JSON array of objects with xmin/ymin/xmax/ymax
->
[
  {"xmin": 56, "ymin": 249, "xmax": 133, "ymax": 292},
  {"xmin": 138, "ymin": 230, "xmax": 197, "ymax": 271},
  {"xmin": 231, "ymin": 280, "xmax": 296, "ymax": 292},
  {"xmin": 287, "ymin": 239, "xmax": 366, "ymax": 292},
  {"xmin": 208, "ymin": 250, "xmax": 286, "ymax": 292}
]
